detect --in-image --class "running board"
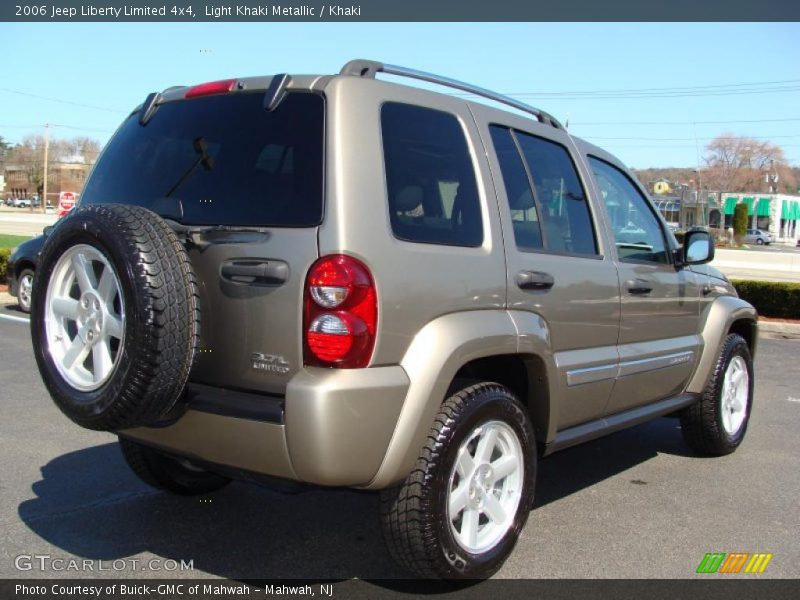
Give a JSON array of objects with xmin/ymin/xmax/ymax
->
[{"xmin": 545, "ymin": 393, "xmax": 699, "ymax": 455}]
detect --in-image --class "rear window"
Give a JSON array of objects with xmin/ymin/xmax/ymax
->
[{"xmin": 81, "ymin": 92, "xmax": 324, "ymax": 227}]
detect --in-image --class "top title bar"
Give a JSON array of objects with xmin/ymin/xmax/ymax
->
[{"xmin": 3, "ymin": 0, "xmax": 800, "ymax": 22}]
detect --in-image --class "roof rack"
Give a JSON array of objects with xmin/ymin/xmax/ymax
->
[{"xmin": 340, "ymin": 59, "xmax": 562, "ymax": 129}]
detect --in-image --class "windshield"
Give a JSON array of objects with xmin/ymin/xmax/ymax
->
[{"xmin": 81, "ymin": 91, "xmax": 324, "ymax": 227}]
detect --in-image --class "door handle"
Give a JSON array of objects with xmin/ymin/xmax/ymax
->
[
  {"xmin": 516, "ymin": 271, "xmax": 555, "ymax": 290},
  {"xmin": 626, "ymin": 278, "xmax": 653, "ymax": 295},
  {"xmin": 220, "ymin": 259, "xmax": 289, "ymax": 286}
]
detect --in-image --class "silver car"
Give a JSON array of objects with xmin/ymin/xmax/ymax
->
[{"xmin": 745, "ymin": 228, "xmax": 772, "ymax": 245}]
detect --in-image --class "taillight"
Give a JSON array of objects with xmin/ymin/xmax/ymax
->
[
  {"xmin": 304, "ymin": 255, "xmax": 377, "ymax": 368},
  {"xmin": 185, "ymin": 79, "xmax": 237, "ymax": 99}
]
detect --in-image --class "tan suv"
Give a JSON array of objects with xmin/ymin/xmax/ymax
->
[{"xmin": 30, "ymin": 60, "xmax": 757, "ymax": 579}]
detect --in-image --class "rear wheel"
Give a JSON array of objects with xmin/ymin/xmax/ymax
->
[
  {"xmin": 756, "ymin": 238, "xmax": 764, "ymax": 245},
  {"xmin": 119, "ymin": 438, "xmax": 230, "ymax": 496},
  {"xmin": 17, "ymin": 268, "xmax": 34, "ymax": 313},
  {"xmin": 680, "ymin": 333, "xmax": 753, "ymax": 455},
  {"xmin": 380, "ymin": 383, "xmax": 536, "ymax": 579}
]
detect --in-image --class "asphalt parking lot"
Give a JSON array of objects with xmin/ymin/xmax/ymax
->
[{"xmin": 0, "ymin": 304, "xmax": 798, "ymax": 583}]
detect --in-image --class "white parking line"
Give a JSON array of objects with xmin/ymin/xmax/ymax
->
[{"xmin": 0, "ymin": 313, "xmax": 30, "ymax": 324}]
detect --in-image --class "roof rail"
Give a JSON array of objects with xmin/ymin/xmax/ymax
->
[{"xmin": 339, "ymin": 59, "xmax": 562, "ymax": 129}]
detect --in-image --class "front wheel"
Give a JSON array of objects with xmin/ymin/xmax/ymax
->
[
  {"xmin": 380, "ymin": 383, "xmax": 536, "ymax": 579},
  {"xmin": 17, "ymin": 268, "xmax": 34, "ymax": 313},
  {"xmin": 680, "ymin": 333, "xmax": 754, "ymax": 455},
  {"xmin": 756, "ymin": 238, "xmax": 764, "ymax": 245}
]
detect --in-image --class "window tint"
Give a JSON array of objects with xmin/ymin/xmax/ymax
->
[
  {"xmin": 381, "ymin": 102, "xmax": 482, "ymax": 247},
  {"xmin": 589, "ymin": 157, "xmax": 669, "ymax": 264},
  {"xmin": 489, "ymin": 126, "xmax": 543, "ymax": 250},
  {"xmin": 82, "ymin": 92, "xmax": 323, "ymax": 227},
  {"xmin": 515, "ymin": 132, "xmax": 596, "ymax": 255}
]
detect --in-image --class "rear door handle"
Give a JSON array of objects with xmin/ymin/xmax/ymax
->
[
  {"xmin": 220, "ymin": 259, "xmax": 289, "ymax": 286},
  {"xmin": 626, "ymin": 278, "xmax": 653, "ymax": 295},
  {"xmin": 516, "ymin": 271, "xmax": 555, "ymax": 290}
]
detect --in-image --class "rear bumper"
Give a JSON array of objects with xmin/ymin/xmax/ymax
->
[{"xmin": 124, "ymin": 365, "xmax": 410, "ymax": 487}]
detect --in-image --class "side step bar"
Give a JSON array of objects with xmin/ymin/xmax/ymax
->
[{"xmin": 545, "ymin": 393, "xmax": 699, "ymax": 455}]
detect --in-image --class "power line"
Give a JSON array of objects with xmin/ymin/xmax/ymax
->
[
  {"xmin": 583, "ymin": 134, "xmax": 800, "ymax": 141},
  {"xmin": 0, "ymin": 87, "xmax": 126, "ymax": 113},
  {"xmin": 0, "ymin": 123, "xmax": 113, "ymax": 133},
  {"xmin": 512, "ymin": 85, "xmax": 800, "ymax": 100},
  {"xmin": 505, "ymin": 78, "xmax": 800, "ymax": 96},
  {"xmin": 573, "ymin": 117, "xmax": 800, "ymax": 126}
]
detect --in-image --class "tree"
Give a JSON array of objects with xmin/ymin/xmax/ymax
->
[
  {"xmin": 6, "ymin": 135, "xmax": 46, "ymax": 199},
  {"xmin": 0, "ymin": 135, "xmax": 10, "ymax": 166},
  {"xmin": 3, "ymin": 134, "xmax": 102, "ymax": 208},
  {"xmin": 733, "ymin": 202, "xmax": 748, "ymax": 245},
  {"xmin": 703, "ymin": 134, "xmax": 792, "ymax": 193}
]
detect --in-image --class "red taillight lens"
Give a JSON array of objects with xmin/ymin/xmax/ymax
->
[
  {"xmin": 185, "ymin": 79, "xmax": 237, "ymax": 99},
  {"xmin": 304, "ymin": 255, "xmax": 377, "ymax": 368}
]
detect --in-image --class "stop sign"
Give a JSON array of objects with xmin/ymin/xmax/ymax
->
[{"xmin": 58, "ymin": 192, "xmax": 76, "ymax": 217}]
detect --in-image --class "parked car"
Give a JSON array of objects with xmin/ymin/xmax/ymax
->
[
  {"xmin": 744, "ymin": 228, "xmax": 772, "ymax": 245},
  {"xmin": 7, "ymin": 231, "xmax": 48, "ymax": 313},
  {"xmin": 28, "ymin": 60, "xmax": 757, "ymax": 579},
  {"xmin": 12, "ymin": 198, "xmax": 32, "ymax": 208}
]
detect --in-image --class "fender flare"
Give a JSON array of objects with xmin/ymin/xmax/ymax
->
[
  {"xmin": 685, "ymin": 296, "xmax": 758, "ymax": 395},
  {"xmin": 365, "ymin": 309, "xmax": 554, "ymax": 489}
]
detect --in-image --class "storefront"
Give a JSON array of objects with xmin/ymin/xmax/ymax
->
[{"xmin": 719, "ymin": 193, "xmax": 800, "ymax": 243}]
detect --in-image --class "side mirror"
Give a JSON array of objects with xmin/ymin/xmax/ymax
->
[
  {"xmin": 43, "ymin": 225, "xmax": 54, "ymax": 237},
  {"xmin": 682, "ymin": 230, "xmax": 715, "ymax": 265}
]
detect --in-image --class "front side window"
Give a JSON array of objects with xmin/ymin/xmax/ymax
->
[
  {"xmin": 589, "ymin": 157, "xmax": 670, "ymax": 264},
  {"xmin": 381, "ymin": 102, "xmax": 483, "ymax": 247}
]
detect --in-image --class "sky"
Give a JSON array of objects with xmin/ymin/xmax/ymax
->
[{"xmin": 1, "ymin": 22, "xmax": 799, "ymax": 168}]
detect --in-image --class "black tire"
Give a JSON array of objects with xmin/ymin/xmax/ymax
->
[
  {"xmin": 119, "ymin": 437, "xmax": 230, "ymax": 495},
  {"xmin": 17, "ymin": 268, "xmax": 34, "ymax": 313},
  {"xmin": 756, "ymin": 238, "xmax": 764, "ymax": 245},
  {"xmin": 30, "ymin": 204, "xmax": 200, "ymax": 431},
  {"xmin": 680, "ymin": 333, "xmax": 754, "ymax": 455},
  {"xmin": 380, "ymin": 383, "xmax": 536, "ymax": 579}
]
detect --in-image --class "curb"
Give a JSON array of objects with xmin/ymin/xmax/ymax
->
[{"xmin": 758, "ymin": 320, "xmax": 800, "ymax": 335}]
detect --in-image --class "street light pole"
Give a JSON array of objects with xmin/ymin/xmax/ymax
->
[{"xmin": 42, "ymin": 122, "xmax": 50, "ymax": 214}]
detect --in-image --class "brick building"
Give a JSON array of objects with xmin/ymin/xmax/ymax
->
[{"xmin": 3, "ymin": 160, "xmax": 91, "ymax": 204}]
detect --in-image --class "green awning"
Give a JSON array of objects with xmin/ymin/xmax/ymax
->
[
  {"xmin": 723, "ymin": 197, "xmax": 738, "ymax": 215},
  {"xmin": 782, "ymin": 201, "xmax": 790, "ymax": 219},
  {"xmin": 756, "ymin": 197, "xmax": 771, "ymax": 217},
  {"xmin": 742, "ymin": 197, "xmax": 755, "ymax": 216},
  {"xmin": 794, "ymin": 202, "xmax": 800, "ymax": 221}
]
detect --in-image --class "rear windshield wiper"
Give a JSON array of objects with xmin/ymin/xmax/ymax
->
[{"xmin": 165, "ymin": 137, "xmax": 215, "ymax": 198}]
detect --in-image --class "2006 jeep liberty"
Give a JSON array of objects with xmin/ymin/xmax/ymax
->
[{"xmin": 31, "ymin": 60, "xmax": 757, "ymax": 579}]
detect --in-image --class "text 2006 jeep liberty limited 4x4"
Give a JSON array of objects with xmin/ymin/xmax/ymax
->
[{"xmin": 31, "ymin": 60, "xmax": 757, "ymax": 579}]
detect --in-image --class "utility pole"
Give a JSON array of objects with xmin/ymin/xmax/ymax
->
[{"xmin": 42, "ymin": 122, "xmax": 50, "ymax": 214}]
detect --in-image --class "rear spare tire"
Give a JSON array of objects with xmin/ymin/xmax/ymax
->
[{"xmin": 30, "ymin": 204, "xmax": 200, "ymax": 431}]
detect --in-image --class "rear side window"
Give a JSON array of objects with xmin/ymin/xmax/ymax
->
[
  {"xmin": 514, "ymin": 131, "xmax": 597, "ymax": 256},
  {"xmin": 81, "ymin": 92, "xmax": 324, "ymax": 227},
  {"xmin": 381, "ymin": 102, "xmax": 483, "ymax": 247},
  {"xmin": 489, "ymin": 127, "xmax": 543, "ymax": 250}
]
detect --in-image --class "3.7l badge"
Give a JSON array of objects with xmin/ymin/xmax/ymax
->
[{"xmin": 251, "ymin": 353, "xmax": 290, "ymax": 374}]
